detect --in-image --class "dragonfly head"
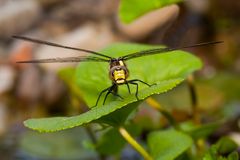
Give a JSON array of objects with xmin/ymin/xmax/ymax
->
[
  {"xmin": 110, "ymin": 58, "xmax": 125, "ymax": 67},
  {"xmin": 109, "ymin": 58, "xmax": 129, "ymax": 84}
]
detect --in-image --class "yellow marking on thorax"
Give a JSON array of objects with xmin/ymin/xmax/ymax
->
[
  {"xmin": 119, "ymin": 60, "xmax": 124, "ymax": 66},
  {"xmin": 114, "ymin": 69, "xmax": 125, "ymax": 84}
]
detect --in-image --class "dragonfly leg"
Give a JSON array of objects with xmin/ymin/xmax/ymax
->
[
  {"xmin": 103, "ymin": 84, "xmax": 123, "ymax": 105},
  {"xmin": 127, "ymin": 79, "xmax": 156, "ymax": 101},
  {"xmin": 125, "ymin": 82, "xmax": 131, "ymax": 94},
  {"xmin": 129, "ymin": 79, "xmax": 156, "ymax": 86},
  {"xmin": 93, "ymin": 85, "xmax": 113, "ymax": 107},
  {"xmin": 110, "ymin": 84, "xmax": 123, "ymax": 99},
  {"xmin": 128, "ymin": 81, "xmax": 139, "ymax": 100},
  {"xmin": 102, "ymin": 90, "xmax": 112, "ymax": 105}
]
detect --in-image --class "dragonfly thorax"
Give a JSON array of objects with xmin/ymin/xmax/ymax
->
[{"xmin": 109, "ymin": 59, "xmax": 129, "ymax": 84}]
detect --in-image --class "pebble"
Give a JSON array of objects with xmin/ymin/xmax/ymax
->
[
  {"xmin": 229, "ymin": 132, "xmax": 240, "ymax": 146},
  {"xmin": 37, "ymin": 0, "xmax": 65, "ymax": 6},
  {"xmin": 185, "ymin": 0, "xmax": 209, "ymax": 13},
  {"xmin": 0, "ymin": 0, "xmax": 41, "ymax": 39},
  {"xmin": 16, "ymin": 66, "xmax": 42, "ymax": 102},
  {"xmin": 9, "ymin": 42, "xmax": 33, "ymax": 68},
  {"xmin": 0, "ymin": 102, "xmax": 8, "ymax": 135},
  {"xmin": 117, "ymin": 5, "xmax": 180, "ymax": 40},
  {"xmin": 0, "ymin": 65, "xmax": 15, "ymax": 94},
  {"xmin": 49, "ymin": 0, "xmax": 117, "ymax": 22},
  {"xmin": 0, "ymin": 44, "xmax": 6, "ymax": 58},
  {"xmin": 42, "ymin": 71, "xmax": 66, "ymax": 105}
]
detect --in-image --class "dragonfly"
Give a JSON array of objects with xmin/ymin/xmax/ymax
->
[{"xmin": 13, "ymin": 35, "xmax": 223, "ymax": 107}]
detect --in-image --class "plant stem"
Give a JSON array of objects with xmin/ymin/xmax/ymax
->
[
  {"xmin": 187, "ymin": 75, "xmax": 205, "ymax": 156},
  {"xmin": 118, "ymin": 126, "xmax": 153, "ymax": 160},
  {"xmin": 146, "ymin": 97, "xmax": 179, "ymax": 130},
  {"xmin": 187, "ymin": 75, "xmax": 200, "ymax": 124}
]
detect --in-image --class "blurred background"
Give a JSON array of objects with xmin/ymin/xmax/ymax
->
[{"xmin": 0, "ymin": 0, "xmax": 239, "ymax": 159}]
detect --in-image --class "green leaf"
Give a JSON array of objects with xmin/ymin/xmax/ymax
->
[
  {"xmin": 119, "ymin": 0, "xmax": 182, "ymax": 23},
  {"xmin": 24, "ymin": 43, "xmax": 202, "ymax": 132},
  {"xmin": 180, "ymin": 121, "xmax": 222, "ymax": 140},
  {"xmin": 58, "ymin": 67, "xmax": 76, "ymax": 84},
  {"xmin": 96, "ymin": 102, "xmax": 139, "ymax": 126},
  {"xmin": 58, "ymin": 67, "xmax": 82, "ymax": 98},
  {"xmin": 203, "ymin": 145, "xmax": 219, "ymax": 160},
  {"xmin": 203, "ymin": 137, "xmax": 239, "ymax": 160},
  {"xmin": 216, "ymin": 137, "xmax": 238, "ymax": 155},
  {"xmin": 227, "ymin": 151, "xmax": 239, "ymax": 160},
  {"xmin": 147, "ymin": 129, "xmax": 193, "ymax": 160},
  {"xmin": 24, "ymin": 79, "xmax": 182, "ymax": 132}
]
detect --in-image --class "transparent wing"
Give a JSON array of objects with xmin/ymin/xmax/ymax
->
[
  {"xmin": 122, "ymin": 41, "xmax": 223, "ymax": 61},
  {"xmin": 12, "ymin": 35, "xmax": 112, "ymax": 59},
  {"xmin": 16, "ymin": 56, "xmax": 109, "ymax": 63}
]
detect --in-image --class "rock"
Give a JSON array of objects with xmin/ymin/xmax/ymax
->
[
  {"xmin": 37, "ymin": 0, "xmax": 65, "ymax": 7},
  {"xmin": 9, "ymin": 42, "xmax": 33, "ymax": 68},
  {"xmin": 42, "ymin": 71, "xmax": 66, "ymax": 105},
  {"xmin": 117, "ymin": 5, "xmax": 180, "ymax": 40},
  {"xmin": 229, "ymin": 132, "xmax": 240, "ymax": 146},
  {"xmin": 0, "ymin": 65, "xmax": 15, "ymax": 94},
  {"xmin": 185, "ymin": 0, "xmax": 209, "ymax": 13},
  {"xmin": 0, "ymin": 44, "xmax": 6, "ymax": 58},
  {"xmin": 0, "ymin": 0, "xmax": 41, "ymax": 39},
  {"xmin": 49, "ymin": 0, "xmax": 117, "ymax": 23},
  {"xmin": 16, "ymin": 66, "xmax": 42, "ymax": 102},
  {"xmin": 0, "ymin": 102, "xmax": 8, "ymax": 135}
]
